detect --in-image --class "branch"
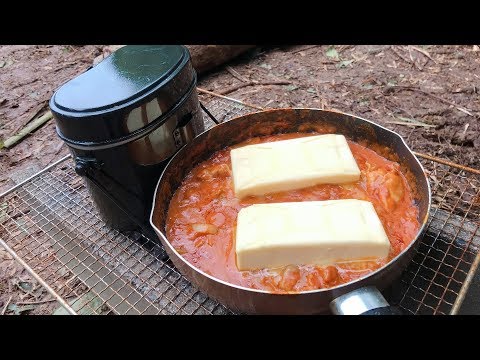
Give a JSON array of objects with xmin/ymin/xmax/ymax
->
[
  {"xmin": 218, "ymin": 81, "xmax": 291, "ymax": 95},
  {"xmin": 1, "ymin": 111, "xmax": 54, "ymax": 149}
]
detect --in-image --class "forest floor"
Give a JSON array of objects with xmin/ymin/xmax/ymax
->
[{"xmin": 0, "ymin": 45, "xmax": 478, "ymax": 315}]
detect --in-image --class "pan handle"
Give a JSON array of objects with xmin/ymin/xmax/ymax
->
[{"xmin": 329, "ymin": 286, "xmax": 403, "ymax": 315}]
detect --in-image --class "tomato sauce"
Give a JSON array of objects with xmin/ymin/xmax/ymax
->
[{"xmin": 166, "ymin": 133, "xmax": 420, "ymax": 293}]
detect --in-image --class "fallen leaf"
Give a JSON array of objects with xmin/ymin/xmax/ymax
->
[
  {"xmin": 53, "ymin": 292, "xmax": 107, "ymax": 315},
  {"xmin": 284, "ymin": 85, "xmax": 298, "ymax": 91},
  {"xmin": 336, "ymin": 59, "xmax": 354, "ymax": 68},
  {"xmin": 0, "ymin": 61, "xmax": 5, "ymax": 68},
  {"xmin": 325, "ymin": 47, "xmax": 339, "ymax": 61},
  {"xmin": 7, "ymin": 303, "xmax": 36, "ymax": 315},
  {"xmin": 28, "ymin": 92, "xmax": 40, "ymax": 100},
  {"xmin": 18, "ymin": 281, "xmax": 33, "ymax": 292},
  {"xmin": 307, "ymin": 87, "xmax": 316, "ymax": 94}
]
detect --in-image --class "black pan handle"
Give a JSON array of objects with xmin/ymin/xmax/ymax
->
[
  {"xmin": 329, "ymin": 286, "xmax": 403, "ymax": 315},
  {"xmin": 361, "ymin": 306, "xmax": 404, "ymax": 315}
]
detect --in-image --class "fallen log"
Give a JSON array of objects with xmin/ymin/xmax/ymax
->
[
  {"xmin": 94, "ymin": 45, "xmax": 255, "ymax": 75},
  {"xmin": 186, "ymin": 45, "xmax": 255, "ymax": 75}
]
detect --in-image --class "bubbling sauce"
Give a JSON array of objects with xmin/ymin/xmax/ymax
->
[{"xmin": 166, "ymin": 133, "xmax": 420, "ymax": 293}]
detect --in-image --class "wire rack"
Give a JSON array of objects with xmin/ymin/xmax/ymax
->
[{"xmin": 1, "ymin": 94, "xmax": 479, "ymax": 315}]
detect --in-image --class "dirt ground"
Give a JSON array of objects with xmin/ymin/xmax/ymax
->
[
  {"xmin": 0, "ymin": 45, "xmax": 479, "ymax": 315},
  {"xmin": 201, "ymin": 45, "xmax": 479, "ymax": 164}
]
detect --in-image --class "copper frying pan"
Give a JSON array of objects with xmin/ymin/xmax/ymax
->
[{"xmin": 150, "ymin": 108, "xmax": 431, "ymax": 314}]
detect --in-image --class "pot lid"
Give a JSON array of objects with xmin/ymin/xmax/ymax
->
[
  {"xmin": 49, "ymin": 45, "xmax": 197, "ymax": 145},
  {"xmin": 51, "ymin": 45, "xmax": 187, "ymax": 114}
]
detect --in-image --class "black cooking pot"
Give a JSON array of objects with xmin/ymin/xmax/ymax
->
[{"xmin": 50, "ymin": 45, "xmax": 205, "ymax": 233}]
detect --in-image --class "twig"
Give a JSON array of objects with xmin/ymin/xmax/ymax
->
[
  {"xmin": 197, "ymin": 87, "xmax": 264, "ymax": 110},
  {"xmin": 389, "ymin": 86, "xmax": 476, "ymax": 117},
  {"xmin": 1, "ymin": 111, "xmax": 54, "ymax": 149},
  {"xmin": 408, "ymin": 46, "xmax": 415, "ymax": 64},
  {"xmin": 367, "ymin": 46, "xmax": 388, "ymax": 54},
  {"xmin": 53, "ymin": 141, "xmax": 64, "ymax": 155},
  {"xmin": 409, "ymin": 45, "xmax": 437, "ymax": 63},
  {"xmin": 15, "ymin": 281, "xmax": 37, "ymax": 299},
  {"xmin": 383, "ymin": 96, "xmax": 415, "ymax": 119},
  {"xmin": 390, "ymin": 46, "xmax": 413, "ymax": 65},
  {"xmin": 385, "ymin": 120, "xmax": 435, "ymax": 128},
  {"xmin": 414, "ymin": 152, "xmax": 480, "ymax": 175},
  {"xmin": 15, "ymin": 293, "xmax": 78, "ymax": 306},
  {"xmin": 291, "ymin": 45, "xmax": 320, "ymax": 54},
  {"xmin": 337, "ymin": 45, "xmax": 355, "ymax": 54},
  {"xmin": 237, "ymin": 89, "xmax": 264, "ymax": 97},
  {"xmin": 452, "ymin": 85, "xmax": 477, "ymax": 94},
  {"xmin": 10, "ymin": 102, "xmax": 47, "ymax": 135},
  {"xmin": 407, "ymin": 46, "xmax": 424, "ymax": 71},
  {"xmin": 1, "ymin": 296, "xmax": 12, "ymax": 315},
  {"xmin": 397, "ymin": 116, "xmax": 431, "ymax": 125},
  {"xmin": 225, "ymin": 66, "xmax": 249, "ymax": 83},
  {"xmin": 217, "ymin": 81, "xmax": 291, "ymax": 96},
  {"xmin": 457, "ymin": 107, "xmax": 474, "ymax": 116}
]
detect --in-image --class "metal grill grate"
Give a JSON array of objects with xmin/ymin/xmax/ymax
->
[
  {"xmin": 0, "ymin": 158, "xmax": 236, "ymax": 315},
  {"xmin": 389, "ymin": 162, "xmax": 480, "ymax": 314},
  {"xmin": 1, "ymin": 94, "xmax": 479, "ymax": 315}
]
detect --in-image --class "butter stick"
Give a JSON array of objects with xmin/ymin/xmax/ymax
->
[
  {"xmin": 235, "ymin": 199, "xmax": 390, "ymax": 271},
  {"xmin": 230, "ymin": 134, "xmax": 360, "ymax": 199}
]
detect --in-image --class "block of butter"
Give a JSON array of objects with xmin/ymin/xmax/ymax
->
[
  {"xmin": 235, "ymin": 199, "xmax": 390, "ymax": 271},
  {"xmin": 230, "ymin": 134, "xmax": 361, "ymax": 199}
]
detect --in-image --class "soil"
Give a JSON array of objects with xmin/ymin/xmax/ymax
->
[
  {"xmin": 0, "ymin": 45, "xmax": 479, "ymax": 315},
  {"xmin": 198, "ymin": 45, "xmax": 479, "ymax": 167}
]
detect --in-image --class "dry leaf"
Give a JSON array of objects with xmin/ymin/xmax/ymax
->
[{"xmin": 325, "ymin": 47, "xmax": 339, "ymax": 61}]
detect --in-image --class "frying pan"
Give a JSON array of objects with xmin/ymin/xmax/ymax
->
[{"xmin": 149, "ymin": 108, "xmax": 431, "ymax": 315}]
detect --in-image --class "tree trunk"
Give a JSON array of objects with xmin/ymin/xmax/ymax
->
[{"xmin": 186, "ymin": 45, "xmax": 255, "ymax": 75}]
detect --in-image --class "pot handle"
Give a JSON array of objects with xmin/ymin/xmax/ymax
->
[
  {"xmin": 329, "ymin": 286, "xmax": 403, "ymax": 315},
  {"xmin": 200, "ymin": 102, "xmax": 220, "ymax": 125},
  {"xmin": 173, "ymin": 112, "xmax": 195, "ymax": 149}
]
